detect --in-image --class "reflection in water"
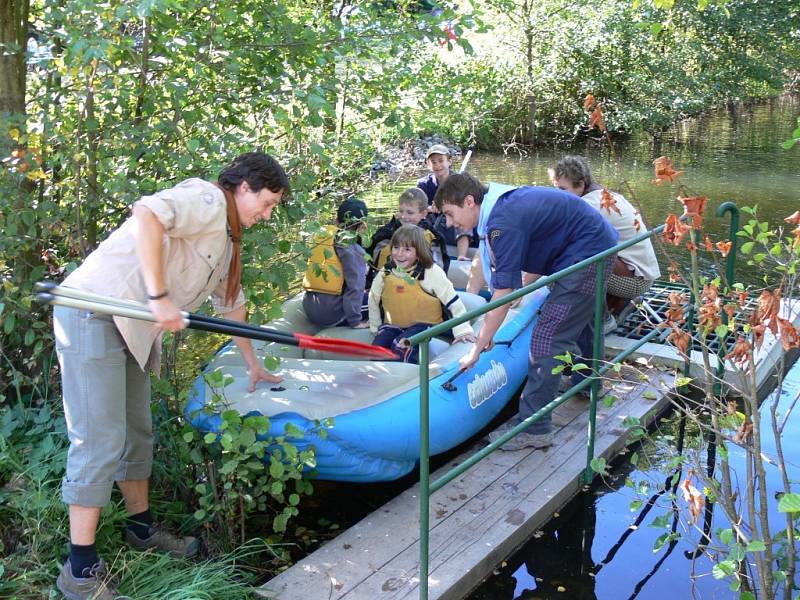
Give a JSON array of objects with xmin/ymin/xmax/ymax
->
[
  {"xmin": 498, "ymin": 496, "xmax": 598, "ymax": 600},
  {"xmin": 467, "ymin": 358, "xmax": 800, "ymax": 599}
]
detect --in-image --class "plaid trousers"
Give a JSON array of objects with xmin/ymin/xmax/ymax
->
[{"xmin": 519, "ymin": 256, "xmax": 615, "ymax": 434}]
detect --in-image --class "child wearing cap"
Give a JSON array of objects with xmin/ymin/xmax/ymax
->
[
  {"xmin": 367, "ymin": 188, "xmax": 448, "ymax": 278},
  {"xmin": 302, "ymin": 197, "xmax": 369, "ymax": 329},
  {"xmin": 417, "ymin": 144, "xmax": 476, "ymax": 260}
]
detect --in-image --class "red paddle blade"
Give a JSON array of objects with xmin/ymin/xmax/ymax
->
[{"xmin": 294, "ymin": 333, "xmax": 398, "ymax": 359}]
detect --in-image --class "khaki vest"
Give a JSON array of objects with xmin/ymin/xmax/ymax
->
[
  {"xmin": 302, "ymin": 225, "xmax": 344, "ymax": 294},
  {"xmin": 376, "ymin": 229, "xmax": 437, "ymax": 269},
  {"xmin": 381, "ymin": 269, "xmax": 443, "ymax": 328}
]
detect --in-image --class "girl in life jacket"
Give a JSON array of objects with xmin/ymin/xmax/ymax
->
[{"xmin": 368, "ymin": 224, "xmax": 476, "ymax": 363}]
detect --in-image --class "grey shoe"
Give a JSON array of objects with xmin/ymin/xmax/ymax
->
[
  {"xmin": 490, "ymin": 430, "xmax": 554, "ymax": 451},
  {"xmin": 486, "ymin": 418, "xmax": 554, "ymax": 451},
  {"xmin": 603, "ymin": 312, "xmax": 618, "ymax": 335},
  {"xmin": 125, "ymin": 524, "xmax": 198, "ymax": 558},
  {"xmin": 56, "ymin": 559, "xmax": 128, "ymax": 600}
]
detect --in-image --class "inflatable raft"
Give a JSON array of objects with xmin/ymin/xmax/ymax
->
[{"xmin": 186, "ymin": 286, "xmax": 549, "ymax": 482}]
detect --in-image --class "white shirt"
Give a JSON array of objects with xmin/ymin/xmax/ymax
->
[{"xmin": 582, "ymin": 189, "xmax": 661, "ymax": 281}]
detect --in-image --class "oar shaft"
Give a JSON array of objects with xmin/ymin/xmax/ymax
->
[
  {"xmin": 36, "ymin": 282, "xmax": 297, "ymax": 344},
  {"xmin": 37, "ymin": 294, "xmax": 299, "ymax": 346}
]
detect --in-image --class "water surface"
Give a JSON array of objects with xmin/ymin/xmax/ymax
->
[{"xmin": 365, "ymin": 95, "xmax": 800, "ymax": 286}]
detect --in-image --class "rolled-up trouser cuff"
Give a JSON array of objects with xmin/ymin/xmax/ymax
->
[
  {"xmin": 114, "ymin": 459, "xmax": 152, "ymax": 482},
  {"xmin": 62, "ymin": 478, "xmax": 114, "ymax": 508}
]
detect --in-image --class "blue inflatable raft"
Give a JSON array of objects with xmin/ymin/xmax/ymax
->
[{"xmin": 186, "ymin": 287, "xmax": 549, "ymax": 482}]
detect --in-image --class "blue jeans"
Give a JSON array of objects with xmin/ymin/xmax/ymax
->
[{"xmin": 372, "ymin": 323, "xmax": 431, "ymax": 363}]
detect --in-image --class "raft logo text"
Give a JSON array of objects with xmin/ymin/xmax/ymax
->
[{"xmin": 467, "ymin": 360, "xmax": 508, "ymax": 409}]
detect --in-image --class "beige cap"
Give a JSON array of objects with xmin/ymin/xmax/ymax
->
[{"xmin": 425, "ymin": 144, "xmax": 450, "ymax": 159}]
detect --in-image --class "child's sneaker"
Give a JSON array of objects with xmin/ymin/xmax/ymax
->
[
  {"xmin": 124, "ymin": 524, "xmax": 198, "ymax": 558},
  {"xmin": 603, "ymin": 312, "xmax": 618, "ymax": 335},
  {"xmin": 56, "ymin": 559, "xmax": 128, "ymax": 600}
]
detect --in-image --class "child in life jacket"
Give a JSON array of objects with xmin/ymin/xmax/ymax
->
[
  {"xmin": 367, "ymin": 188, "xmax": 449, "ymax": 275},
  {"xmin": 302, "ymin": 197, "xmax": 369, "ymax": 329},
  {"xmin": 368, "ymin": 224, "xmax": 476, "ymax": 363}
]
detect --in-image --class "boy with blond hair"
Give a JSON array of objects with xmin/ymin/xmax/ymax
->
[{"xmin": 367, "ymin": 187, "xmax": 448, "ymax": 274}]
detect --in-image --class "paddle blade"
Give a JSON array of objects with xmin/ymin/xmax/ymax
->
[{"xmin": 293, "ymin": 333, "xmax": 398, "ymax": 359}]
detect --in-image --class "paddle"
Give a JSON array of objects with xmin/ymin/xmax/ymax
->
[
  {"xmin": 459, "ymin": 147, "xmax": 473, "ymax": 174},
  {"xmin": 35, "ymin": 282, "xmax": 397, "ymax": 360}
]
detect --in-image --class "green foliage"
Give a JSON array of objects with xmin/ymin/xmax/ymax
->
[
  {"xmin": 777, "ymin": 492, "xmax": 800, "ymax": 513},
  {"xmin": 782, "ymin": 118, "xmax": 800, "ymax": 149},
  {"xmin": 418, "ymin": 0, "xmax": 799, "ymax": 147},
  {"xmin": 179, "ymin": 373, "xmax": 323, "ymax": 550}
]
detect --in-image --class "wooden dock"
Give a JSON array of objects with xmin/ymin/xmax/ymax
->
[{"xmin": 259, "ymin": 366, "xmax": 676, "ymax": 600}]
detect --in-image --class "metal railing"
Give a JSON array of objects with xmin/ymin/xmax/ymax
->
[{"xmin": 405, "ymin": 203, "xmax": 740, "ymax": 599}]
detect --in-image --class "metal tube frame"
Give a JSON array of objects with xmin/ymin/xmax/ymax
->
[{"xmin": 409, "ymin": 206, "xmax": 739, "ymax": 599}]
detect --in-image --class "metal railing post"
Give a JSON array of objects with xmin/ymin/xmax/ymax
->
[
  {"xmin": 584, "ymin": 260, "xmax": 606, "ymax": 483},
  {"xmin": 713, "ymin": 202, "xmax": 740, "ymax": 396},
  {"xmin": 716, "ymin": 201, "xmax": 740, "ymax": 285},
  {"xmin": 419, "ymin": 340, "xmax": 431, "ymax": 600}
]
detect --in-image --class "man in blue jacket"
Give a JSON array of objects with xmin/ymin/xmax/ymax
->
[{"xmin": 434, "ymin": 173, "xmax": 618, "ymax": 450}]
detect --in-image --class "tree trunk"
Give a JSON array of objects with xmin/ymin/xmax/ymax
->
[
  {"xmin": 0, "ymin": 0, "xmax": 29, "ymax": 118},
  {"xmin": 0, "ymin": 0, "xmax": 28, "ymax": 114}
]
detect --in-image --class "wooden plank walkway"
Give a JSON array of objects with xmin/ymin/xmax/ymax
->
[{"xmin": 259, "ymin": 367, "xmax": 676, "ymax": 600}]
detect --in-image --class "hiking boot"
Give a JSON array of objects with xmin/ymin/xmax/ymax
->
[
  {"xmin": 124, "ymin": 524, "xmax": 198, "ymax": 558},
  {"xmin": 488, "ymin": 429, "xmax": 553, "ymax": 451},
  {"xmin": 56, "ymin": 559, "xmax": 128, "ymax": 600},
  {"xmin": 486, "ymin": 418, "xmax": 554, "ymax": 451}
]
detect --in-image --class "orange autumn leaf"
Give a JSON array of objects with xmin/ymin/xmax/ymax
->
[
  {"xmin": 792, "ymin": 225, "xmax": 800, "ymax": 249},
  {"xmin": 668, "ymin": 261, "xmax": 681, "ymax": 283},
  {"xmin": 737, "ymin": 289, "xmax": 748, "ymax": 307},
  {"xmin": 758, "ymin": 289, "xmax": 781, "ymax": 334},
  {"xmin": 733, "ymin": 418, "xmax": 753, "ymax": 445},
  {"xmin": 666, "ymin": 291, "xmax": 687, "ymax": 324},
  {"xmin": 723, "ymin": 303, "xmax": 737, "ymax": 322},
  {"xmin": 716, "ymin": 240, "xmax": 732, "ymax": 257},
  {"xmin": 702, "ymin": 283, "xmax": 719, "ymax": 303},
  {"xmin": 663, "ymin": 213, "xmax": 690, "ymax": 246},
  {"xmin": 588, "ymin": 106, "xmax": 607, "ymax": 132},
  {"xmin": 777, "ymin": 317, "xmax": 800, "ymax": 350},
  {"xmin": 686, "ymin": 241, "xmax": 697, "ymax": 252},
  {"xmin": 699, "ymin": 304, "xmax": 721, "ymax": 332},
  {"xmin": 784, "ymin": 211, "xmax": 800, "ymax": 225},
  {"xmin": 752, "ymin": 323, "xmax": 766, "ymax": 350},
  {"xmin": 680, "ymin": 478, "xmax": 705, "ymax": 525},
  {"xmin": 667, "ymin": 327, "xmax": 692, "ymax": 357},
  {"xmin": 633, "ymin": 219, "xmax": 641, "ymax": 232},
  {"xmin": 703, "ymin": 235, "xmax": 713, "ymax": 251},
  {"xmin": 600, "ymin": 188, "xmax": 621, "ymax": 215},
  {"xmin": 652, "ymin": 156, "xmax": 683, "ymax": 185},
  {"xmin": 679, "ymin": 195, "xmax": 707, "ymax": 228},
  {"xmin": 725, "ymin": 335, "xmax": 752, "ymax": 368},
  {"xmin": 583, "ymin": 94, "xmax": 596, "ymax": 111}
]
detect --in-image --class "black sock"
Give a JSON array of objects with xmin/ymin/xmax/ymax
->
[
  {"xmin": 126, "ymin": 508, "xmax": 154, "ymax": 539},
  {"xmin": 70, "ymin": 542, "xmax": 99, "ymax": 578}
]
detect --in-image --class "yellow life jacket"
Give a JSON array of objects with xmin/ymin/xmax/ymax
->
[
  {"xmin": 381, "ymin": 269, "xmax": 443, "ymax": 328},
  {"xmin": 376, "ymin": 229, "xmax": 437, "ymax": 269},
  {"xmin": 302, "ymin": 225, "xmax": 344, "ymax": 295}
]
